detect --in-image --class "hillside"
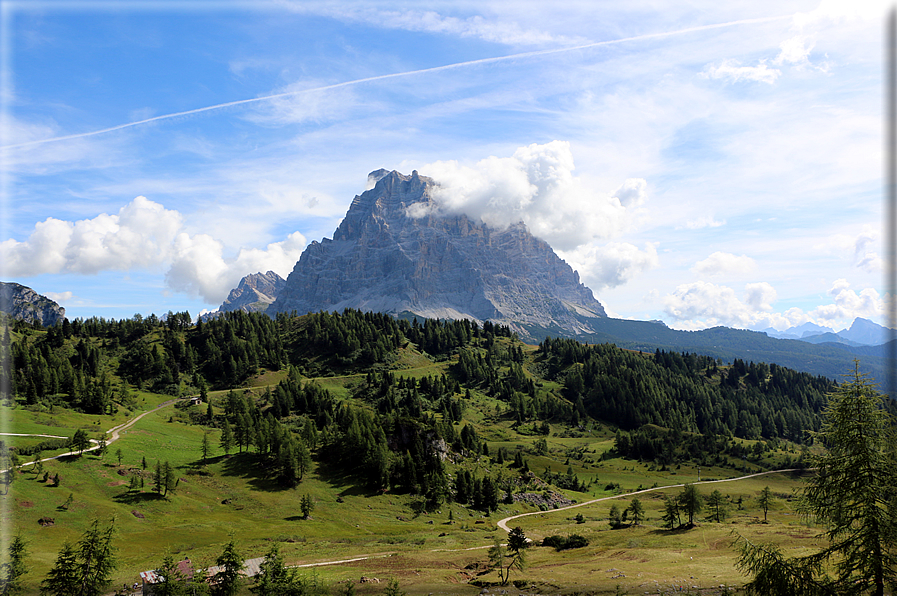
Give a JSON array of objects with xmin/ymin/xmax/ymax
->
[{"xmin": 1, "ymin": 310, "xmax": 876, "ymax": 594}]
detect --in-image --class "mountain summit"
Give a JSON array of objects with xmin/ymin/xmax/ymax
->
[{"xmin": 269, "ymin": 169, "xmax": 606, "ymax": 338}]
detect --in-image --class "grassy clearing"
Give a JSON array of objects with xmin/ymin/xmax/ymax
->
[{"xmin": 5, "ymin": 401, "xmax": 815, "ymax": 595}]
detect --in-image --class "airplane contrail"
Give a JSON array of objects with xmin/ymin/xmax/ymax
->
[{"xmin": 2, "ymin": 14, "xmax": 791, "ymax": 150}]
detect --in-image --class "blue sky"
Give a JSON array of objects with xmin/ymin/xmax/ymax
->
[{"xmin": 0, "ymin": 0, "xmax": 888, "ymax": 332}]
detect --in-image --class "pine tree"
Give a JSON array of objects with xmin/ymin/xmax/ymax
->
[
  {"xmin": 154, "ymin": 461, "xmax": 163, "ymax": 493},
  {"xmin": 201, "ymin": 433, "xmax": 211, "ymax": 463},
  {"xmin": 608, "ymin": 504, "xmax": 623, "ymax": 529},
  {"xmin": 0, "ymin": 535, "xmax": 28, "ymax": 596},
  {"xmin": 249, "ymin": 543, "xmax": 292, "ymax": 595},
  {"xmin": 706, "ymin": 489, "xmax": 727, "ymax": 523},
  {"xmin": 212, "ymin": 541, "xmax": 243, "ymax": 596},
  {"xmin": 300, "ymin": 493, "xmax": 314, "ymax": 519},
  {"xmin": 757, "ymin": 486, "xmax": 772, "ymax": 522},
  {"xmin": 41, "ymin": 519, "xmax": 116, "ymax": 596},
  {"xmin": 736, "ymin": 363, "xmax": 897, "ymax": 595},
  {"xmin": 678, "ymin": 484, "xmax": 702, "ymax": 527},
  {"xmin": 661, "ymin": 495, "xmax": 680, "ymax": 530},
  {"xmin": 153, "ymin": 554, "xmax": 188, "ymax": 596},
  {"xmin": 163, "ymin": 461, "xmax": 177, "ymax": 496},
  {"xmin": 220, "ymin": 420, "xmax": 234, "ymax": 455},
  {"xmin": 625, "ymin": 497, "xmax": 644, "ymax": 526},
  {"xmin": 40, "ymin": 543, "xmax": 78, "ymax": 596}
]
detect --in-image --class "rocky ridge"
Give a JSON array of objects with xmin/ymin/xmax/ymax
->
[
  {"xmin": 0, "ymin": 282, "xmax": 66, "ymax": 327},
  {"xmin": 269, "ymin": 170, "xmax": 606, "ymax": 339},
  {"xmin": 220, "ymin": 271, "xmax": 285, "ymax": 315}
]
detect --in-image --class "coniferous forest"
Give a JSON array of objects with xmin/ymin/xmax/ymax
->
[
  {"xmin": 5, "ymin": 308, "xmax": 897, "ymax": 595},
  {"xmin": 2, "ymin": 308, "xmax": 849, "ymax": 500}
]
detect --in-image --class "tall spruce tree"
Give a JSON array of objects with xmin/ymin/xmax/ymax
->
[
  {"xmin": 0, "ymin": 535, "xmax": 28, "ymax": 595},
  {"xmin": 736, "ymin": 363, "xmax": 897, "ymax": 596},
  {"xmin": 40, "ymin": 519, "xmax": 116, "ymax": 596}
]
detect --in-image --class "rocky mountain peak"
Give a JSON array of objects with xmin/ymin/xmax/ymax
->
[
  {"xmin": 268, "ymin": 169, "xmax": 607, "ymax": 339},
  {"xmin": 334, "ymin": 170, "xmax": 433, "ymax": 242},
  {"xmin": 0, "ymin": 282, "xmax": 66, "ymax": 327},
  {"xmin": 208, "ymin": 271, "xmax": 286, "ymax": 318}
]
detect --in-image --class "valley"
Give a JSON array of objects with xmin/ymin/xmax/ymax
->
[{"xmin": 0, "ymin": 310, "xmax": 840, "ymax": 594}]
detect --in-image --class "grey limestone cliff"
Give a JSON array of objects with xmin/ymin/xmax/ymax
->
[
  {"xmin": 0, "ymin": 282, "xmax": 66, "ymax": 327},
  {"xmin": 269, "ymin": 170, "xmax": 606, "ymax": 339},
  {"xmin": 219, "ymin": 271, "xmax": 286, "ymax": 315}
]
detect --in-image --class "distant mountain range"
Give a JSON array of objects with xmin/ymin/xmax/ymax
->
[{"xmin": 761, "ymin": 317, "xmax": 894, "ymax": 347}]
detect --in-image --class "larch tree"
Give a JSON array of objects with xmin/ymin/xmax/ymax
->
[
  {"xmin": 212, "ymin": 541, "xmax": 243, "ymax": 596},
  {"xmin": 758, "ymin": 486, "xmax": 773, "ymax": 522},
  {"xmin": 0, "ymin": 535, "xmax": 28, "ymax": 596},
  {"xmin": 736, "ymin": 363, "xmax": 897, "ymax": 596}
]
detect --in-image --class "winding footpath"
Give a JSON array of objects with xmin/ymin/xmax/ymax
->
[
  {"xmin": 495, "ymin": 467, "xmax": 806, "ymax": 532},
  {"xmin": 1, "ymin": 397, "xmax": 187, "ymax": 472}
]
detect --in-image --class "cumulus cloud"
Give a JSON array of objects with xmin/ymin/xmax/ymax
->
[
  {"xmin": 663, "ymin": 280, "xmax": 805, "ymax": 330},
  {"xmin": 663, "ymin": 279, "xmax": 890, "ymax": 332},
  {"xmin": 809, "ymin": 279, "xmax": 887, "ymax": 323},
  {"xmin": 1, "ymin": 197, "xmax": 307, "ymax": 304},
  {"xmin": 700, "ymin": 60, "xmax": 781, "ymax": 84},
  {"xmin": 744, "ymin": 282, "xmax": 777, "ymax": 312},
  {"xmin": 45, "ymin": 291, "xmax": 73, "ymax": 304},
  {"xmin": 416, "ymin": 141, "xmax": 647, "ymax": 251},
  {"xmin": 691, "ymin": 252, "xmax": 757, "ymax": 277},
  {"xmin": 1, "ymin": 197, "xmax": 183, "ymax": 276},
  {"xmin": 558, "ymin": 242, "xmax": 659, "ymax": 292}
]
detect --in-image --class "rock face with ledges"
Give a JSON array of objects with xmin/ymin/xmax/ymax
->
[
  {"xmin": 0, "ymin": 282, "xmax": 66, "ymax": 326},
  {"xmin": 270, "ymin": 170, "xmax": 606, "ymax": 338},
  {"xmin": 219, "ymin": 271, "xmax": 285, "ymax": 315}
]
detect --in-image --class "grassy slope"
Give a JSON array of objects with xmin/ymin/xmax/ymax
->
[{"xmin": 4, "ymin": 333, "xmax": 824, "ymax": 595}]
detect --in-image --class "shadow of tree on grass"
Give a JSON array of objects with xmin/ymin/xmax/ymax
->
[{"xmin": 113, "ymin": 490, "xmax": 167, "ymax": 505}]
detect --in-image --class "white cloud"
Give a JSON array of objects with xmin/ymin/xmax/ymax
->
[
  {"xmin": 558, "ymin": 242, "xmax": 659, "ymax": 292},
  {"xmin": 852, "ymin": 229, "xmax": 883, "ymax": 273},
  {"xmin": 774, "ymin": 35, "xmax": 812, "ymax": 66},
  {"xmin": 816, "ymin": 226, "xmax": 883, "ymax": 273},
  {"xmin": 679, "ymin": 215, "xmax": 725, "ymax": 230},
  {"xmin": 1, "ymin": 197, "xmax": 182, "ymax": 276},
  {"xmin": 663, "ymin": 280, "xmax": 804, "ymax": 330},
  {"xmin": 808, "ymin": 278, "xmax": 887, "ymax": 323},
  {"xmin": 277, "ymin": 3, "xmax": 587, "ymax": 47},
  {"xmin": 691, "ymin": 251, "xmax": 757, "ymax": 277},
  {"xmin": 45, "ymin": 291, "xmax": 73, "ymax": 304},
  {"xmin": 1, "ymin": 197, "xmax": 307, "ymax": 304},
  {"xmin": 663, "ymin": 279, "xmax": 890, "ymax": 332},
  {"xmin": 416, "ymin": 141, "xmax": 647, "ymax": 251},
  {"xmin": 744, "ymin": 282, "xmax": 777, "ymax": 312},
  {"xmin": 773, "ymin": 34, "xmax": 831, "ymax": 73},
  {"xmin": 700, "ymin": 60, "xmax": 781, "ymax": 84},
  {"xmin": 165, "ymin": 231, "xmax": 307, "ymax": 303}
]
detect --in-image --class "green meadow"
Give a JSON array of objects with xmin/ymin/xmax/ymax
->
[{"xmin": 3, "ymin": 383, "xmax": 816, "ymax": 595}]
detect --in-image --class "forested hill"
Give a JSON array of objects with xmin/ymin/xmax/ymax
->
[
  {"xmin": 520, "ymin": 316, "xmax": 890, "ymax": 388},
  {"xmin": 6, "ymin": 309, "xmax": 844, "ymax": 447}
]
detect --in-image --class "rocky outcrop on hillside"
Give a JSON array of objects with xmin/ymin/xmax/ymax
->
[
  {"xmin": 0, "ymin": 282, "xmax": 65, "ymax": 327},
  {"xmin": 269, "ymin": 170, "xmax": 606, "ymax": 339}
]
